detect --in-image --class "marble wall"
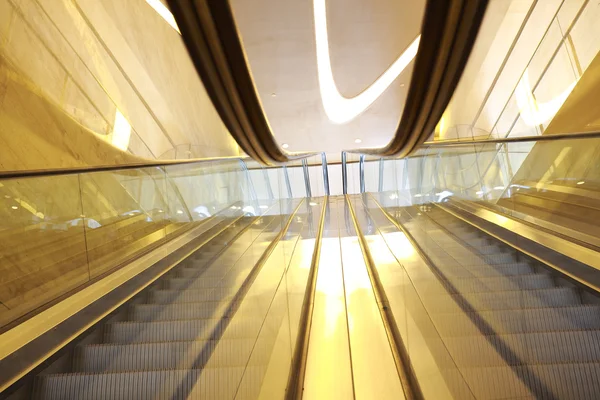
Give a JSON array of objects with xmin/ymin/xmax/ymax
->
[
  {"xmin": 436, "ymin": 0, "xmax": 600, "ymax": 140},
  {"xmin": 0, "ymin": 0, "xmax": 240, "ymax": 172}
]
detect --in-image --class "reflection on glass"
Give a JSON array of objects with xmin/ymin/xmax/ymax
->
[
  {"xmin": 0, "ymin": 158, "xmax": 255, "ymax": 329},
  {"xmin": 0, "ymin": 174, "xmax": 87, "ymax": 328}
]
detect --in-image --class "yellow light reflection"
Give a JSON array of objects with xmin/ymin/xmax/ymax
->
[
  {"xmin": 14, "ymin": 198, "xmax": 45, "ymax": 219},
  {"xmin": 145, "ymin": 0, "xmax": 181, "ymax": 34},
  {"xmin": 435, "ymin": 110, "xmax": 450, "ymax": 140},
  {"xmin": 365, "ymin": 235, "xmax": 399, "ymax": 264},
  {"xmin": 299, "ymin": 238, "xmax": 317, "ymax": 269},
  {"xmin": 315, "ymin": 237, "xmax": 344, "ymax": 337},
  {"xmin": 379, "ymin": 231, "xmax": 415, "ymax": 261},
  {"xmin": 535, "ymin": 147, "xmax": 572, "ymax": 190},
  {"xmin": 516, "ymin": 69, "xmax": 577, "ymax": 127},
  {"xmin": 111, "ymin": 110, "xmax": 132, "ymax": 151}
]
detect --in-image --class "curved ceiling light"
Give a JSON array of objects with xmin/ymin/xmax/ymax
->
[{"xmin": 314, "ymin": 0, "xmax": 420, "ymax": 124}]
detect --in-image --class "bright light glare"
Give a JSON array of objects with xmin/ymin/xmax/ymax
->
[
  {"xmin": 259, "ymin": 205, "xmax": 269, "ymax": 209},
  {"xmin": 493, "ymin": 186, "xmax": 505, "ymax": 190},
  {"xmin": 354, "ymin": 139, "xmax": 362, "ymax": 144},
  {"xmin": 11, "ymin": 206, "xmax": 18, "ymax": 210},
  {"xmin": 414, "ymin": 194, "xmax": 422, "ymax": 198},
  {"xmin": 476, "ymin": 191, "xmax": 484, "ymax": 195},
  {"xmin": 111, "ymin": 110, "xmax": 132, "ymax": 151},
  {"xmin": 309, "ymin": 202, "xmax": 318, "ymax": 206},
  {"xmin": 176, "ymin": 210, "xmax": 183, "ymax": 214},
  {"xmin": 314, "ymin": 0, "xmax": 420, "ymax": 124},
  {"xmin": 382, "ymin": 232, "xmax": 415, "ymax": 260},
  {"xmin": 145, "ymin": 0, "xmax": 181, "ymax": 34},
  {"xmin": 389, "ymin": 193, "xmax": 398, "ymax": 200},
  {"xmin": 577, "ymin": 181, "xmax": 585, "ymax": 185},
  {"xmin": 282, "ymin": 143, "xmax": 289, "ymax": 149},
  {"xmin": 516, "ymin": 69, "xmax": 576, "ymax": 126}
]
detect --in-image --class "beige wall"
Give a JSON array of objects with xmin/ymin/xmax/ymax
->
[
  {"xmin": 0, "ymin": 0, "xmax": 239, "ymax": 172},
  {"xmin": 437, "ymin": 0, "xmax": 600, "ymax": 141}
]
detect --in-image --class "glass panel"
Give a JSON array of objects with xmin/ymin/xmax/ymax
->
[
  {"xmin": 0, "ymin": 174, "xmax": 88, "ymax": 328},
  {"xmin": 81, "ymin": 167, "xmax": 172, "ymax": 278},
  {"xmin": 0, "ymin": 157, "xmax": 254, "ymax": 329},
  {"xmin": 367, "ymin": 135, "xmax": 600, "ymax": 248}
]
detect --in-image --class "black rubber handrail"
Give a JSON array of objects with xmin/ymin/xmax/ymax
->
[
  {"xmin": 167, "ymin": 0, "xmax": 315, "ymax": 166},
  {"xmin": 350, "ymin": 0, "xmax": 489, "ymax": 158}
]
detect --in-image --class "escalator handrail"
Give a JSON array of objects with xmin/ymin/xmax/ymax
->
[
  {"xmin": 420, "ymin": 129, "xmax": 600, "ymax": 147},
  {"xmin": 167, "ymin": 0, "xmax": 316, "ymax": 166},
  {"xmin": 348, "ymin": 0, "xmax": 489, "ymax": 158},
  {"xmin": 0, "ymin": 156, "xmax": 247, "ymax": 180}
]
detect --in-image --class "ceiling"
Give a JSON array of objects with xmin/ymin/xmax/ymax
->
[{"xmin": 230, "ymin": 0, "xmax": 425, "ymax": 157}]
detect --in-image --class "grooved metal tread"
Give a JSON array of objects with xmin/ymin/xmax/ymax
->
[
  {"xmin": 461, "ymin": 362, "xmax": 600, "ymax": 399},
  {"xmin": 433, "ymin": 262, "xmax": 535, "ymax": 277},
  {"xmin": 73, "ymin": 338, "xmax": 267, "ymax": 372},
  {"xmin": 148, "ymin": 289, "xmax": 236, "ymax": 304},
  {"xmin": 34, "ymin": 367, "xmax": 259, "ymax": 400},
  {"xmin": 104, "ymin": 317, "xmax": 263, "ymax": 343},
  {"xmin": 418, "ymin": 273, "xmax": 554, "ymax": 294},
  {"xmin": 433, "ymin": 304, "xmax": 600, "ymax": 336},
  {"xmin": 445, "ymin": 330, "xmax": 600, "ymax": 367},
  {"xmin": 424, "ymin": 287, "xmax": 581, "ymax": 313},
  {"xmin": 129, "ymin": 302, "xmax": 227, "ymax": 321}
]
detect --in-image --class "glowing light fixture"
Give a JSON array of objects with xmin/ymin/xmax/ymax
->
[
  {"xmin": 11, "ymin": 206, "xmax": 18, "ymax": 210},
  {"xmin": 145, "ymin": 0, "xmax": 180, "ymax": 34},
  {"xmin": 282, "ymin": 143, "xmax": 289, "ymax": 149},
  {"xmin": 577, "ymin": 181, "xmax": 585, "ymax": 185},
  {"xmin": 176, "ymin": 210, "xmax": 184, "ymax": 214},
  {"xmin": 354, "ymin": 139, "xmax": 362, "ymax": 144},
  {"xmin": 309, "ymin": 202, "xmax": 318, "ymax": 206},
  {"xmin": 314, "ymin": 0, "xmax": 420, "ymax": 124}
]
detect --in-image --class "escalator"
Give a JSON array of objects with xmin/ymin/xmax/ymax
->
[
  {"xmin": 31, "ymin": 213, "xmax": 268, "ymax": 398},
  {"xmin": 3, "ymin": 189, "xmax": 600, "ymax": 399},
  {"xmin": 364, "ymin": 199, "xmax": 600, "ymax": 399}
]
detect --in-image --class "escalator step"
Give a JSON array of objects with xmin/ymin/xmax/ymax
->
[
  {"xmin": 419, "ymin": 273, "xmax": 554, "ymax": 294},
  {"xmin": 104, "ymin": 318, "xmax": 262, "ymax": 343},
  {"xmin": 445, "ymin": 330, "xmax": 600, "ymax": 367},
  {"xmin": 34, "ymin": 367, "xmax": 250, "ymax": 400},
  {"xmin": 149, "ymin": 289, "xmax": 235, "ymax": 304},
  {"xmin": 424, "ymin": 287, "xmax": 581, "ymax": 313},
  {"xmin": 435, "ymin": 262, "xmax": 534, "ymax": 278},
  {"xmin": 442, "ymin": 244, "xmax": 506, "ymax": 256},
  {"xmin": 162, "ymin": 277, "xmax": 231, "ymax": 290},
  {"xmin": 434, "ymin": 305, "xmax": 600, "ymax": 336},
  {"xmin": 462, "ymin": 363, "xmax": 600, "ymax": 399},
  {"xmin": 73, "ymin": 338, "xmax": 265, "ymax": 372},
  {"xmin": 164, "ymin": 277, "xmax": 244, "ymax": 291},
  {"xmin": 129, "ymin": 302, "xmax": 226, "ymax": 322}
]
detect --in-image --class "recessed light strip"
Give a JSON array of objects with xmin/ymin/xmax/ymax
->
[{"xmin": 314, "ymin": 0, "xmax": 420, "ymax": 124}]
